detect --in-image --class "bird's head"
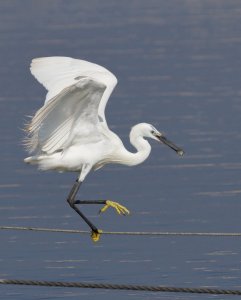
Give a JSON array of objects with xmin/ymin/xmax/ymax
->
[{"xmin": 132, "ymin": 123, "xmax": 184, "ymax": 156}]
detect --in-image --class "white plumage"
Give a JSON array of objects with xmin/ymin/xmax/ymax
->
[
  {"xmin": 25, "ymin": 57, "xmax": 121, "ymax": 177},
  {"xmin": 25, "ymin": 56, "xmax": 183, "ymax": 181},
  {"xmin": 24, "ymin": 56, "xmax": 184, "ymax": 236}
]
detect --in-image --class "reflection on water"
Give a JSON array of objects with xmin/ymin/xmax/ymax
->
[{"xmin": 1, "ymin": 0, "xmax": 241, "ymax": 299}]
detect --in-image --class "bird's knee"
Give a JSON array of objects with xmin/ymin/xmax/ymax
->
[
  {"xmin": 67, "ymin": 196, "xmax": 75, "ymax": 208},
  {"xmin": 66, "ymin": 179, "xmax": 82, "ymax": 208}
]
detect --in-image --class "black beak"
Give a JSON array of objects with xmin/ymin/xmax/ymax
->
[{"xmin": 157, "ymin": 135, "xmax": 184, "ymax": 156}]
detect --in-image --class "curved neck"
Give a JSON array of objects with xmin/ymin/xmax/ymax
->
[{"xmin": 115, "ymin": 128, "xmax": 151, "ymax": 166}]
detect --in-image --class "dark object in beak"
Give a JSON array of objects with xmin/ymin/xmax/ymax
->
[{"xmin": 158, "ymin": 135, "xmax": 184, "ymax": 156}]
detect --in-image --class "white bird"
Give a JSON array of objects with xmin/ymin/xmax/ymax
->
[{"xmin": 24, "ymin": 56, "xmax": 184, "ymax": 241}]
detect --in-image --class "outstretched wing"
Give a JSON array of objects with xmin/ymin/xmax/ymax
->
[
  {"xmin": 25, "ymin": 77, "xmax": 107, "ymax": 154},
  {"xmin": 30, "ymin": 56, "xmax": 117, "ymax": 128}
]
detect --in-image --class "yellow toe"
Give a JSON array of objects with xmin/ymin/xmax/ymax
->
[
  {"xmin": 91, "ymin": 229, "xmax": 103, "ymax": 242},
  {"xmin": 99, "ymin": 200, "xmax": 130, "ymax": 216}
]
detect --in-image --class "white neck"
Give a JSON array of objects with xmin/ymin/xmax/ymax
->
[{"xmin": 115, "ymin": 126, "xmax": 152, "ymax": 166}]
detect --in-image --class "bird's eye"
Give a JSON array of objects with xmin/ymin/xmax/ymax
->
[{"xmin": 151, "ymin": 130, "xmax": 155, "ymax": 135}]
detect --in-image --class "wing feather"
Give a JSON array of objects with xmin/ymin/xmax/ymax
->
[
  {"xmin": 30, "ymin": 57, "xmax": 117, "ymax": 128},
  {"xmin": 25, "ymin": 77, "xmax": 106, "ymax": 154},
  {"xmin": 41, "ymin": 117, "xmax": 72, "ymax": 153}
]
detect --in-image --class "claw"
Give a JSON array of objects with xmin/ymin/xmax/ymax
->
[
  {"xmin": 91, "ymin": 229, "xmax": 103, "ymax": 242},
  {"xmin": 99, "ymin": 200, "xmax": 130, "ymax": 216}
]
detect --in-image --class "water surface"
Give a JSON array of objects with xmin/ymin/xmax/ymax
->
[{"xmin": 0, "ymin": 1, "xmax": 241, "ymax": 299}]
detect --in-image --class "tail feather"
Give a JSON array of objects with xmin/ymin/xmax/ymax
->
[{"xmin": 24, "ymin": 154, "xmax": 64, "ymax": 171}]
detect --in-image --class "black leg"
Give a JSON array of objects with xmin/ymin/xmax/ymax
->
[
  {"xmin": 75, "ymin": 200, "xmax": 106, "ymax": 205},
  {"xmin": 67, "ymin": 180, "xmax": 99, "ymax": 233}
]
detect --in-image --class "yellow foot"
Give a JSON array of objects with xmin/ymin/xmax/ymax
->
[
  {"xmin": 91, "ymin": 229, "xmax": 103, "ymax": 242},
  {"xmin": 99, "ymin": 200, "xmax": 130, "ymax": 216}
]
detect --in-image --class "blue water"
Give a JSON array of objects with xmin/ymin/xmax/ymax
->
[{"xmin": 0, "ymin": 1, "xmax": 241, "ymax": 299}]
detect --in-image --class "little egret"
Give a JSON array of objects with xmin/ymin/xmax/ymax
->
[{"xmin": 24, "ymin": 56, "xmax": 184, "ymax": 241}]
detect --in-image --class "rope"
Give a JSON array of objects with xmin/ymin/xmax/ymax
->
[
  {"xmin": 1, "ymin": 226, "xmax": 241, "ymax": 237},
  {"xmin": 1, "ymin": 227, "xmax": 241, "ymax": 296},
  {"xmin": 0, "ymin": 279, "xmax": 241, "ymax": 295}
]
